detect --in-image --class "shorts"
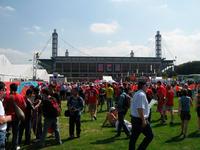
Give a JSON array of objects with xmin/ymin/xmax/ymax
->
[
  {"xmin": 197, "ymin": 107, "xmax": 200, "ymax": 117},
  {"xmin": 98, "ymin": 96, "xmax": 105, "ymax": 105},
  {"xmin": 88, "ymin": 104, "xmax": 97, "ymax": 113},
  {"xmin": 180, "ymin": 111, "xmax": 191, "ymax": 121},
  {"xmin": 162, "ymin": 105, "xmax": 173, "ymax": 111}
]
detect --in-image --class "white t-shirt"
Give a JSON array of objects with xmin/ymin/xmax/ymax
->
[
  {"xmin": 0, "ymin": 100, "xmax": 7, "ymax": 131},
  {"xmin": 130, "ymin": 90, "xmax": 149, "ymax": 119},
  {"xmin": 115, "ymin": 120, "xmax": 132, "ymax": 132}
]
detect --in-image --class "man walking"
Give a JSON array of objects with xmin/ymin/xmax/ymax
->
[
  {"xmin": 129, "ymin": 81, "xmax": 153, "ymax": 150},
  {"xmin": 116, "ymin": 86, "xmax": 130, "ymax": 137}
]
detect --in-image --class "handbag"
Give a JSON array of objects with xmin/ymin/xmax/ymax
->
[
  {"xmin": 13, "ymin": 101, "xmax": 25, "ymax": 121},
  {"xmin": 64, "ymin": 110, "xmax": 70, "ymax": 117},
  {"xmin": 10, "ymin": 95, "xmax": 25, "ymax": 121}
]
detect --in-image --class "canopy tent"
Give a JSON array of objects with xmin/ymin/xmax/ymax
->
[
  {"xmin": 0, "ymin": 55, "xmax": 49, "ymax": 82},
  {"xmin": 102, "ymin": 76, "xmax": 116, "ymax": 83}
]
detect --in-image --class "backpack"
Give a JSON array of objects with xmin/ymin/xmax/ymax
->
[
  {"xmin": 49, "ymin": 97, "xmax": 61, "ymax": 117},
  {"xmin": 123, "ymin": 93, "xmax": 130, "ymax": 110}
]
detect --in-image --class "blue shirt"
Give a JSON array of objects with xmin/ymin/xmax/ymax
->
[
  {"xmin": 67, "ymin": 96, "xmax": 84, "ymax": 115},
  {"xmin": 117, "ymin": 92, "xmax": 127, "ymax": 113},
  {"xmin": 180, "ymin": 96, "xmax": 190, "ymax": 112}
]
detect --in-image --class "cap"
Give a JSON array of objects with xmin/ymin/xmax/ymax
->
[
  {"xmin": 109, "ymin": 107, "xmax": 116, "ymax": 112},
  {"xmin": 89, "ymin": 82, "xmax": 94, "ymax": 86}
]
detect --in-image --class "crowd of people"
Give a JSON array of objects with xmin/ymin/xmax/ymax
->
[{"xmin": 0, "ymin": 79, "xmax": 200, "ymax": 150}]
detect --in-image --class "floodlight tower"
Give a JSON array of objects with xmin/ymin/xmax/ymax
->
[
  {"xmin": 52, "ymin": 29, "xmax": 58, "ymax": 58},
  {"xmin": 155, "ymin": 31, "xmax": 162, "ymax": 58}
]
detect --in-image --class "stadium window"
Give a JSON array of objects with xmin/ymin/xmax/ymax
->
[
  {"xmin": 115, "ymin": 64, "xmax": 121, "ymax": 72},
  {"xmin": 106, "ymin": 64, "xmax": 112, "ymax": 72},
  {"xmin": 55, "ymin": 63, "xmax": 62, "ymax": 72},
  {"xmin": 97, "ymin": 64, "xmax": 104, "ymax": 72}
]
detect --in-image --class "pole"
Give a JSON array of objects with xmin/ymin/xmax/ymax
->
[
  {"xmin": 33, "ymin": 52, "xmax": 36, "ymax": 81},
  {"xmin": 33, "ymin": 52, "xmax": 39, "ymax": 81}
]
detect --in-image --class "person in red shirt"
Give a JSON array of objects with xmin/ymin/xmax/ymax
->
[
  {"xmin": 112, "ymin": 83, "xmax": 120, "ymax": 106},
  {"xmin": 156, "ymin": 81, "xmax": 167, "ymax": 124},
  {"xmin": 85, "ymin": 83, "xmax": 99, "ymax": 120},
  {"xmin": 146, "ymin": 84, "xmax": 154, "ymax": 123},
  {"xmin": 163, "ymin": 84, "xmax": 174, "ymax": 124},
  {"xmin": 3, "ymin": 83, "xmax": 26, "ymax": 150}
]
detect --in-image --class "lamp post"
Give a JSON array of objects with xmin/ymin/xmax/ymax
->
[{"xmin": 32, "ymin": 52, "xmax": 39, "ymax": 81}]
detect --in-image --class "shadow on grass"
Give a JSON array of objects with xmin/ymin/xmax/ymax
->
[
  {"xmin": 187, "ymin": 130, "xmax": 200, "ymax": 138},
  {"xmin": 152, "ymin": 123, "xmax": 167, "ymax": 128},
  {"xmin": 152, "ymin": 122, "xmax": 180, "ymax": 128},
  {"xmin": 81, "ymin": 119, "xmax": 92, "ymax": 123},
  {"xmin": 20, "ymin": 139, "xmax": 60, "ymax": 150},
  {"xmin": 90, "ymin": 136, "xmax": 116, "ymax": 144},
  {"xmin": 101, "ymin": 125, "xmax": 115, "ymax": 128},
  {"xmin": 169, "ymin": 122, "xmax": 181, "ymax": 127},
  {"xmin": 98, "ymin": 110, "xmax": 107, "ymax": 113},
  {"xmin": 165, "ymin": 134, "xmax": 185, "ymax": 143},
  {"xmin": 151, "ymin": 118, "xmax": 161, "ymax": 123},
  {"xmin": 90, "ymin": 135, "xmax": 129, "ymax": 145}
]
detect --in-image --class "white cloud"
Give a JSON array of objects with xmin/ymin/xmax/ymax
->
[
  {"xmin": 158, "ymin": 4, "xmax": 168, "ymax": 9},
  {"xmin": 0, "ymin": 48, "xmax": 32, "ymax": 64},
  {"xmin": 0, "ymin": 5, "xmax": 15, "ymax": 12},
  {"xmin": 69, "ymin": 41, "xmax": 152, "ymax": 58},
  {"xmin": 107, "ymin": 40, "xmax": 113, "ymax": 44},
  {"xmin": 4, "ymin": 6, "xmax": 15, "ymax": 11},
  {"xmin": 90, "ymin": 21, "xmax": 119, "ymax": 34},
  {"xmin": 23, "ymin": 25, "xmax": 47, "ymax": 37},
  {"xmin": 161, "ymin": 29, "xmax": 200, "ymax": 65},
  {"xmin": 33, "ymin": 25, "xmax": 41, "ymax": 31},
  {"xmin": 0, "ymin": 5, "xmax": 15, "ymax": 16}
]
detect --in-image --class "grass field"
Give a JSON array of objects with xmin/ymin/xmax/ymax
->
[{"xmin": 21, "ymin": 97, "xmax": 200, "ymax": 150}]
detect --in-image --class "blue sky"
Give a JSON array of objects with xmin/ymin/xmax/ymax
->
[{"xmin": 1, "ymin": 0, "xmax": 200, "ymax": 65}]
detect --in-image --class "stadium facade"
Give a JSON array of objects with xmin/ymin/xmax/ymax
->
[{"xmin": 39, "ymin": 30, "xmax": 174, "ymax": 81}]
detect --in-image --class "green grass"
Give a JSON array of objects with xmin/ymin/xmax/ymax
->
[{"xmin": 21, "ymin": 98, "xmax": 200, "ymax": 150}]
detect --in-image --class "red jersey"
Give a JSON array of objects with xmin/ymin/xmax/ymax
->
[
  {"xmin": 157, "ymin": 85, "xmax": 166, "ymax": 100},
  {"xmin": 3, "ymin": 93, "xmax": 26, "ymax": 119},
  {"xmin": 85, "ymin": 87, "xmax": 99, "ymax": 104},
  {"xmin": 131, "ymin": 84, "xmax": 138, "ymax": 92},
  {"xmin": 114, "ymin": 86, "xmax": 120, "ymax": 98},
  {"xmin": 146, "ymin": 88, "xmax": 153, "ymax": 102},
  {"xmin": 166, "ymin": 89, "xmax": 174, "ymax": 106}
]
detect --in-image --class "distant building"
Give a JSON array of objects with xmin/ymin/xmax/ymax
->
[{"xmin": 39, "ymin": 30, "xmax": 174, "ymax": 81}]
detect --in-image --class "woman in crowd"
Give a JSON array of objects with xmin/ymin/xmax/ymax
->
[{"xmin": 178, "ymin": 89, "xmax": 193, "ymax": 138}]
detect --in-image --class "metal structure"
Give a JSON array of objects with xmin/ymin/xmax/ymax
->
[{"xmin": 32, "ymin": 52, "xmax": 39, "ymax": 80}]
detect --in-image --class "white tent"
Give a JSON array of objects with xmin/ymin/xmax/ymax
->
[
  {"xmin": 102, "ymin": 76, "xmax": 116, "ymax": 83},
  {"xmin": 0, "ymin": 55, "xmax": 49, "ymax": 82}
]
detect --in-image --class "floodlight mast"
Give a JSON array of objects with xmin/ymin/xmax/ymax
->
[{"xmin": 32, "ymin": 52, "xmax": 39, "ymax": 81}]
